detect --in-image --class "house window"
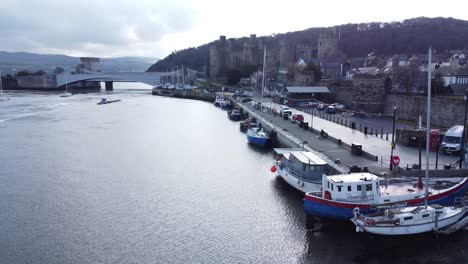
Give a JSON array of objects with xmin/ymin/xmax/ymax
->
[
  {"xmin": 357, "ymin": 185, "xmax": 362, "ymax": 191},
  {"xmin": 366, "ymin": 184, "xmax": 373, "ymax": 191},
  {"xmin": 347, "ymin": 185, "xmax": 351, "ymax": 192}
]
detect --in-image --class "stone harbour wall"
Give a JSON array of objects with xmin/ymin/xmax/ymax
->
[
  {"xmin": 384, "ymin": 94, "xmax": 465, "ymax": 129},
  {"xmin": 351, "ymin": 74, "xmax": 386, "ymax": 113}
]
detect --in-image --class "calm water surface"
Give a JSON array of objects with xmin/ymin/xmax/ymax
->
[{"xmin": 0, "ymin": 85, "xmax": 466, "ymax": 263}]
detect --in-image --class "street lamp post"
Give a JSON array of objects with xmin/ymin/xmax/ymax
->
[
  {"xmin": 390, "ymin": 106, "xmax": 397, "ymax": 170},
  {"xmin": 459, "ymin": 90, "xmax": 468, "ymax": 169}
]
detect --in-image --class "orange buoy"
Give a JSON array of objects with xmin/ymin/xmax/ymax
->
[{"xmin": 270, "ymin": 165, "xmax": 277, "ymax": 173}]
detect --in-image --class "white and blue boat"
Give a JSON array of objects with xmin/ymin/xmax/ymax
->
[
  {"xmin": 247, "ymin": 127, "xmax": 269, "ymax": 147},
  {"xmin": 303, "ymin": 173, "xmax": 468, "ymax": 220}
]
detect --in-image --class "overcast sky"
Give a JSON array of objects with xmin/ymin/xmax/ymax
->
[{"xmin": 1, "ymin": 0, "xmax": 467, "ymax": 59}]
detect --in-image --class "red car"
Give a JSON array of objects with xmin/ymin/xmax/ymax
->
[{"xmin": 292, "ymin": 114, "xmax": 304, "ymax": 122}]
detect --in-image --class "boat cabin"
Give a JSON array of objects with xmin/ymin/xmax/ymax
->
[
  {"xmin": 322, "ymin": 173, "xmax": 381, "ymax": 201},
  {"xmin": 384, "ymin": 205, "xmax": 439, "ymax": 224},
  {"xmin": 274, "ymin": 148, "xmax": 329, "ymax": 182}
]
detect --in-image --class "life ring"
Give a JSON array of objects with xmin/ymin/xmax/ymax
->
[
  {"xmin": 353, "ymin": 207, "xmax": 360, "ymax": 216},
  {"xmin": 324, "ymin": 191, "xmax": 332, "ymax": 200}
]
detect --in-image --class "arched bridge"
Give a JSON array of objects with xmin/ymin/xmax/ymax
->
[{"xmin": 56, "ymin": 72, "xmax": 165, "ymax": 88}]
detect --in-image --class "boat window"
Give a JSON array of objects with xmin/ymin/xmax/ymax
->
[
  {"xmin": 403, "ymin": 216, "xmax": 413, "ymax": 221},
  {"xmin": 422, "ymin": 214, "xmax": 430, "ymax": 218},
  {"xmin": 366, "ymin": 184, "xmax": 372, "ymax": 191},
  {"xmin": 303, "ymin": 164, "xmax": 306, "ymax": 171},
  {"xmin": 337, "ymin": 186, "xmax": 342, "ymax": 192},
  {"xmin": 327, "ymin": 181, "xmax": 330, "ymax": 189},
  {"xmin": 357, "ymin": 185, "xmax": 362, "ymax": 191},
  {"xmin": 331, "ymin": 183, "xmax": 334, "ymax": 191},
  {"xmin": 376, "ymin": 181, "xmax": 379, "ymax": 189},
  {"xmin": 347, "ymin": 185, "xmax": 351, "ymax": 192}
]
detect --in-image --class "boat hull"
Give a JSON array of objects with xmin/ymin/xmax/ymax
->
[
  {"xmin": 247, "ymin": 134, "xmax": 268, "ymax": 147},
  {"xmin": 276, "ymin": 164, "xmax": 321, "ymax": 193},
  {"xmin": 304, "ymin": 179, "xmax": 468, "ymax": 220}
]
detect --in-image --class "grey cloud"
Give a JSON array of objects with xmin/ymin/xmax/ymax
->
[{"xmin": 0, "ymin": 0, "xmax": 198, "ymax": 57}]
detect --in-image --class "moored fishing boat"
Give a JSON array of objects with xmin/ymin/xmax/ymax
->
[
  {"xmin": 246, "ymin": 126, "xmax": 270, "ymax": 147},
  {"xmin": 272, "ymin": 148, "xmax": 331, "ymax": 193},
  {"xmin": 213, "ymin": 94, "xmax": 225, "ymax": 107},
  {"xmin": 303, "ymin": 173, "xmax": 467, "ymax": 220},
  {"xmin": 220, "ymin": 101, "xmax": 232, "ymax": 110},
  {"xmin": 227, "ymin": 109, "xmax": 244, "ymax": 121}
]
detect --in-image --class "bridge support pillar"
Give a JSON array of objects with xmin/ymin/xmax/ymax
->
[{"xmin": 105, "ymin": 81, "xmax": 113, "ymax": 91}]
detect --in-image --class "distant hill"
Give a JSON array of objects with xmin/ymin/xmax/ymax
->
[
  {"xmin": 0, "ymin": 51, "xmax": 158, "ymax": 74},
  {"xmin": 148, "ymin": 17, "xmax": 468, "ymax": 73}
]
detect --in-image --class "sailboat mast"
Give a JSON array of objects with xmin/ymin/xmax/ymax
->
[
  {"xmin": 261, "ymin": 45, "xmax": 266, "ymax": 107},
  {"xmin": 424, "ymin": 47, "xmax": 432, "ymax": 208}
]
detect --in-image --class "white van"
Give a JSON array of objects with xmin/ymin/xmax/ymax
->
[
  {"xmin": 441, "ymin": 125, "xmax": 464, "ymax": 153},
  {"xmin": 280, "ymin": 106, "xmax": 292, "ymax": 117}
]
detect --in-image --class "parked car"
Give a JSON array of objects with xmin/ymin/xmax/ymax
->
[
  {"xmin": 292, "ymin": 114, "xmax": 304, "ymax": 122},
  {"xmin": 241, "ymin": 98, "xmax": 252, "ymax": 103},
  {"xmin": 317, "ymin": 104, "xmax": 326, "ymax": 111},
  {"xmin": 326, "ymin": 106, "xmax": 337, "ymax": 114},
  {"xmin": 331, "ymin": 103, "xmax": 345, "ymax": 110}
]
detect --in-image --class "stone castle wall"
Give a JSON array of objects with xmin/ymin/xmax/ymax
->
[{"xmin": 209, "ymin": 32, "xmax": 339, "ymax": 79}]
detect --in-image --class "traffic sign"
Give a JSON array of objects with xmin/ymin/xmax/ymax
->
[{"xmin": 392, "ymin": 156, "xmax": 400, "ymax": 166}]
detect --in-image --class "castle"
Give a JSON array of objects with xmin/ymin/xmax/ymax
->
[{"xmin": 209, "ymin": 32, "xmax": 344, "ymax": 82}]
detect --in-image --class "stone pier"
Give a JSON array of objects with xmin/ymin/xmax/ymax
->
[{"xmin": 105, "ymin": 81, "xmax": 113, "ymax": 91}]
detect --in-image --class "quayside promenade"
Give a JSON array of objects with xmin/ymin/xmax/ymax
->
[{"xmin": 231, "ymin": 98, "xmax": 468, "ymax": 178}]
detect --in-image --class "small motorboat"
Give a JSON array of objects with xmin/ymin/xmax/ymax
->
[
  {"xmin": 59, "ymin": 92, "xmax": 72, "ymax": 97},
  {"xmin": 97, "ymin": 98, "xmax": 121, "ymax": 105}
]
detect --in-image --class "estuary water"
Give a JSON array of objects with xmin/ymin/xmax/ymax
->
[{"xmin": 0, "ymin": 84, "xmax": 466, "ymax": 264}]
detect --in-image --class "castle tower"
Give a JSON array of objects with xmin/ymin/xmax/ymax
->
[
  {"xmin": 209, "ymin": 36, "xmax": 227, "ymax": 78},
  {"xmin": 242, "ymin": 34, "xmax": 259, "ymax": 66},
  {"xmin": 317, "ymin": 33, "xmax": 338, "ymax": 60},
  {"xmin": 279, "ymin": 39, "xmax": 295, "ymax": 69}
]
